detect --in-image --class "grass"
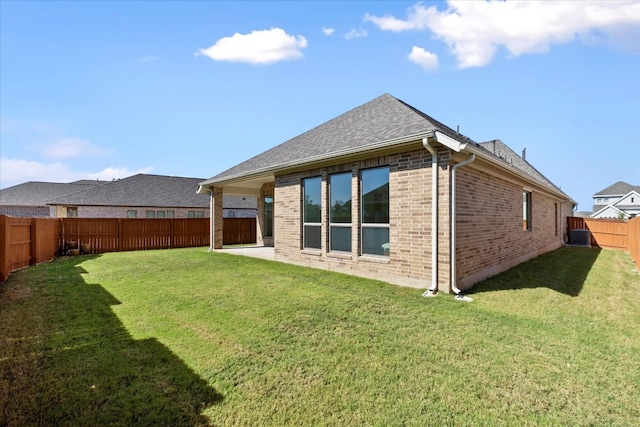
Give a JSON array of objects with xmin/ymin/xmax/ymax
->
[{"xmin": 1, "ymin": 246, "xmax": 639, "ymax": 426}]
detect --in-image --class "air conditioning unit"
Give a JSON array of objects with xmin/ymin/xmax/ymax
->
[{"xmin": 570, "ymin": 229, "xmax": 590, "ymax": 246}]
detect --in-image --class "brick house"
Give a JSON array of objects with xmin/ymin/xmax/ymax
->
[
  {"xmin": 198, "ymin": 94, "xmax": 575, "ymax": 298},
  {"xmin": 1, "ymin": 174, "xmax": 256, "ymax": 219}
]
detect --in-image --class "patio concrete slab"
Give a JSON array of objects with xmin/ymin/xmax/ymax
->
[{"xmin": 216, "ymin": 245, "xmax": 275, "ymax": 260}]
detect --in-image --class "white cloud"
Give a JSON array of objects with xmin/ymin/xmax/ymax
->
[
  {"xmin": 365, "ymin": 1, "xmax": 640, "ymax": 68},
  {"xmin": 196, "ymin": 28, "xmax": 308, "ymax": 64},
  {"xmin": 40, "ymin": 137, "xmax": 114, "ymax": 159},
  {"xmin": 364, "ymin": 7, "xmax": 430, "ymax": 32},
  {"xmin": 408, "ymin": 46, "xmax": 438, "ymax": 71},
  {"xmin": 0, "ymin": 157, "xmax": 74, "ymax": 186},
  {"xmin": 136, "ymin": 55, "xmax": 159, "ymax": 63},
  {"xmin": 322, "ymin": 27, "xmax": 335, "ymax": 36},
  {"xmin": 0, "ymin": 156, "xmax": 153, "ymax": 189},
  {"xmin": 345, "ymin": 28, "xmax": 368, "ymax": 40}
]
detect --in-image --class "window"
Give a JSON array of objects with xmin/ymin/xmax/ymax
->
[
  {"xmin": 156, "ymin": 211, "xmax": 166, "ymax": 218},
  {"xmin": 166, "ymin": 211, "xmax": 175, "ymax": 218},
  {"xmin": 127, "ymin": 210, "xmax": 137, "ymax": 218},
  {"xmin": 303, "ymin": 177, "xmax": 322, "ymax": 249},
  {"xmin": 523, "ymin": 191, "xmax": 532, "ymax": 231},
  {"xmin": 66, "ymin": 207, "xmax": 78, "ymax": 217},
  {"xmin": 146, "ymin": 210, "xmax": 156, "ymax": 218},
  {"xmin": 329, "ymin": 172, "xmax": 352, "ymax": 252},
  {"xmin": 188, "ymin": 211, "xmax": 195, "ymax": 218},
  {"xmin": 361, "ymin": 167, "xmax": 389, "ymax": 256},
  {"xmin": 228, "ymin": 210, "xmax": 236, "ymax": 218},
  {"xmin": 264, "ymin": 196, "xmax": 273, "ymax": 238},
  {"xmin": 196, "ymin": 211, "xmax": 204, "ymax": 218}
]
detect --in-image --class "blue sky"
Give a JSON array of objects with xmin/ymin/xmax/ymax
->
[{"xmin": 1, "ymin": 1, "xmax": 639, "ymax": 212}]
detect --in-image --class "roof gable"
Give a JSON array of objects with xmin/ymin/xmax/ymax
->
[
  {"xmin": 612, "ymin": 190, "xmax": 640, "ymax": 207},
  {"xmin": 592, "ymin": 204, "xmax": 627, "ymax": 219},
  {"xmin": 201, "ymin": 93, "xmax": 462, "ymax": 185}
]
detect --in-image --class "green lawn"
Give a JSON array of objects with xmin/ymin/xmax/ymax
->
[{"xmin": 1, "ymin": 247, "xmax": 639, "ymax": 426}]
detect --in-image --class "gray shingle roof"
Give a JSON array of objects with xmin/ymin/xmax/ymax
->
[
  {"xmin": 48, "ymin": 174, "xmax": 209, "ymax": 208},
  {"xmin": 593, "ymin": 181, "xmax": 640, "ymax": 196},
  {"xmin": 201, "ymin": 93, "xmax": 466, "ymax": 185},
  {"xmin": 200, "ymin": 93, "xmax": 572, "ymax": 202},
  {"xmin": 478, "ymin": 140, "xmax": 563, "ymax": 192},
  {"xmin": 0, "ymin": 181, "xmax": 103, "ymax": 206}
]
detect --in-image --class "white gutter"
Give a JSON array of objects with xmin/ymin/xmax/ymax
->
[
  {"xmin": 422, "ymin": 137, "xmax": 439, "ymax": 297},
  {"xmin": 451, "ymin": 153, "xmax": 476, "ymax": 302}
]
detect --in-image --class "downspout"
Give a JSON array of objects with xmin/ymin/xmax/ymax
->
[
  {"xmin": 451, "ymin": 153, "xmax": 476, "ymax": 302},
  {"xmin": 422, "ymin": 137, "xmax": 439, "ymax": 297}
]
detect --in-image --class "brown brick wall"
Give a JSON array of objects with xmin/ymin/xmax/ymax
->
[
  {"xmin": 212, "ymin": 187, "xmax": 223, "ymax": 249},
  {"xmin": 254, "ymin": 147, "xmax": 568, "ymax": 292},
  {"xmin": 455, "ymin": 166, "xmax": 565, "ymax": 289},
  {"xmin": 273, "ymin": 148, "xmax": 451, "ymax": 289}
]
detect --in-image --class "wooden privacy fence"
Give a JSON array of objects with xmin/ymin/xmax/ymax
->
[
  {"xmin": 61, "ymin": 218, "xmax": 210, "ymax": 253},
  {"xmin": 0, "ymin": 216, "xmax": 60, "ymax": 282},
  {"xmin": 1, "ymin": 216, "xmax": 210, "ymax": 282},
  {"xmin": 223, "ymin": 218, "xmax": 256, "ymax": 245},
  {"xmin": 568, "ymin": 216, "xmax": 640, "ymax": 266}
]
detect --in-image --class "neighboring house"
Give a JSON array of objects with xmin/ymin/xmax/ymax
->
[
  {"xmin": 198, "ymin": 93, "xmax": 575, "ymax": 297},
  {"xmin": 0, "ymin": 180, "xmax": 105, "ymax": 217},
  {"xmin": 1, "ymin": 174, "xmax": 256, "ymax": 219},
  {"xmin": 591, "ymin": 181, "xmax": 640, "ymax": 219}
]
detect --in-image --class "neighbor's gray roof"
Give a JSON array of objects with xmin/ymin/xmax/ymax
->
[
  {"xmin": 48, "ymin": 174, "xmax": 209, "ymax": 208},
  {"xmin": 0, "ymin": 181, "xmax": 104, "ymax": 206},
  {"xmin": 201, "ymin": 93, "xmax": 469, "ymax": 186},
  {"xmin": 593, "ymin": 181, "xmax": 640, "ymax": 197}
]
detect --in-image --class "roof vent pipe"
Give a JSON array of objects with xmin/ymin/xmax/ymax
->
[
  {"xmin": 422, "ymin": 137, "xmax": 439, "ymax": 297},
  {"xmin": 522, "ymin": 148, "xmax": 526, "ymax": 160},
  {"xmin": 451, "ymin": 153, "xmax": 476, "ymax": 302}
]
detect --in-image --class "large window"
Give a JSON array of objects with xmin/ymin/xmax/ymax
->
[
  {"xmin": 66, "ymin": 207, "xmax": 78, "ymax": 217},
  {"xmin": 361, "ymin": 167, "xmax": 389, "ymax": 256},
  {"xmin": 330, "ymin": 172, "xmax": 352, "ymax": 252},
  {"xmin": 523, "ymin": 191, "xmax": 532, "ymax": 231},
  {"xmin": 303, "ymin": 177, "xmax": 322, "ymax": 249},
  {"xmin": 264, "ymin": 196, "xmax": 273, "ymax": 238}
]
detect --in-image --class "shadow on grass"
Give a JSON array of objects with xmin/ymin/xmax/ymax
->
[
  {"xmin": 1, "ymin": 255, "xmax": 222, "ymax": 426},
  {"xmin": 470, "ymin": 247, "xmax": 602, "ymax": 297}
]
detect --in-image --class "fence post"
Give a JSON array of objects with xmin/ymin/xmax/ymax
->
[
  {"xmin": 118, "ymin": 219, "xmax": 122, "ymax": 252},
  {"xmin": 0, "ymin": 215, "xmax": 10, "ymax": 282},
  {"xmin": 170, "ymin": 218, "xmax": 174, "ymax": 249},
  {"xmin": 30, "ymin": 218, "xmax": 37, "ymax": 266},
  {"xmin": 61, "ymin": 218, "xmax": 67, "ymax": 252}
]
